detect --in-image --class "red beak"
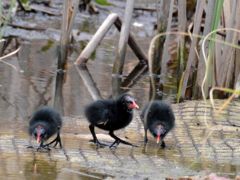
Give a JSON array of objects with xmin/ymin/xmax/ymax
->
[
  {"xmin": 131, "ymin": 101, "xmax": 139, "ymax": 109},
  {"xmin": 156, "ymin": 134, "xmax": 161, "ymax": 144},
  {"xmin": 37, "ymin": 133, "xmax": 41, "ymax": 144}
]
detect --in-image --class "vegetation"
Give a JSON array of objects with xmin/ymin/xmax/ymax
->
[{"xmin": 152, "ymin": 0, "xmax": 240, "ymax": 103}]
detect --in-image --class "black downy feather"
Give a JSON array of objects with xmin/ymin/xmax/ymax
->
[
  {"xmin": 141, "ymin": 100, "xmax": 175, "ymax": 148},
  {"xmin": 29, "ymin": 106, "xmax": 62, "ymax": 150},
  {"xmin": 85, "ymin": 94, "xmax": 139, "ymax": 148}
]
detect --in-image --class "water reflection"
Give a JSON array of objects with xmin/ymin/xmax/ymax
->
[
  {"xmin": 61, "ymin": 167, "xmax": 112, "ymax": 179},
  {"xmin": 24, "ymin": 158, "xmax": 57, "ymax": 180},
  {"xmin": 14, "ymin": 40, "xmax": 56, "ymax": 119},
  {"xmin": 142, "ymin": 142, "xmax": 240, "ymax": 178}
]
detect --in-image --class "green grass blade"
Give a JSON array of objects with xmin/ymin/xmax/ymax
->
[{"xmin": 95, "ymin": 0, "xmax": 112, "ymax": 6}]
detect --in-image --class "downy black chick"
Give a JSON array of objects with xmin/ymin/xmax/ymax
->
[
  {"xmin": 85, "ymin": 94, "xmax": 139, "ymax": 148},
  {"xmin": 28, "ymin": 106, "xmax": 62, "ymax": 150},
  {"xmin": 141, "ymin": 100, "xmax": 175, "ymax": 148}
]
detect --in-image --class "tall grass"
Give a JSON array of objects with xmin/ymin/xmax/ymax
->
[{"xmin": 153, "ymin": 0, "xmax": 240, "ymax": 102}]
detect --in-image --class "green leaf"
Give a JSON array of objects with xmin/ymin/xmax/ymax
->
[
  {"xmin": 19, "ymin": 0, "xmax": 31, "ymax": 10},
  {"xmin": 41, "ymin": 40, "xmax": 54, "ymax": 52},
  {"xmin": 20, "ymin": 0, "xmax": 29, "ymax": 4},
  {"xmin": 95, "ymin": 0, "xmax": 112, "ymax": 6},
  {"xmin": 203, "ymin": 0, "xmax": 224, "ymax": 97},
  {"xmin": 176, "ymin": 72, "xmax": 185, "ymax": 103}
]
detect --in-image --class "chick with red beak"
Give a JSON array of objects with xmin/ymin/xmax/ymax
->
[
  {"xmin": 156, "ymin": 128, "xmax": 161, "ymax": 144},
  {"xmin": 140, "ymin": 101, "xmax": 175, "ymax": 148},
  {"xmin": 85, "ymin": 94, "xmax": 139, "ymax": 148},
  {"xmin": 35, "ymin": 125, "xmax": 45, "ymax": 144},
  {"xmin": 155, "ymin": 125, "xmax": 166, "ymax": 144},
  {"xmin": 124, "ymin": 95, "xmax": 139, "ymax": 110},
  {"xmin": 128, "ymin": 101, "xmax": 139, "ymax": 109},
  {"xmin": 29, "ymin": 106, "xmax": 62, "ymax": 151}
]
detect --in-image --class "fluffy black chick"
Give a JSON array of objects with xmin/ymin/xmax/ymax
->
[
  {"xmin": 28, "ymin": 106, "xmax": 62, "ymax": 150},
  {"xmin": 85, "ymin": 94, "xmax": 139, "ymax": 148},
  {"xmin": 141, "ymin": 100, "xmax": 175, "ymax": 148}
]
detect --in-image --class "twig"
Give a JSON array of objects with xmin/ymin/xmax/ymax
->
[
  {"xmin": 75, "ymin": 13, "xmax": 118, "ymax": 65},
  {"xmin": 0, "ymin": 46, "xmax": 21, "ymax": 71},
  {"xmin": 209, "ymin": 87, "xmax": 240, "ymax": 112},
  {"xmin": 62, "ymin": 168, "xmax": 103, "ymax": 179},
  {"xmin": 134, "ymin": 7, "xmax": 157, "ymax": 12},
  {"xmin": 16, "ymin": 0, "xmax": 27, "ymax": 12},
  {"xmin": 114, "ymin": 18, "xmax": 148, "ymax": 64},
  {"xmin": 112, "ymin": 0, "xmax": 135, "ymax": 97},
  {"xmin": 7, "ymin": 23, "xmax": 46, "ymax": 31},
  {"xmin": 75, "ymin": 65, "xmax": 102, "ymax": 100}
]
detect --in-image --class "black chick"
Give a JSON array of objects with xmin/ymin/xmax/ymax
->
[
  {"xmin": 85, "ymin": 94, "xmax": 139, "ymax": 148},
  {"xmin": 28, "ymin": 106, "xmax": 62, "ymax": 150},
  {"xmin": 140, "ymin": 101, "xmax": 175, "ymax": 148}
]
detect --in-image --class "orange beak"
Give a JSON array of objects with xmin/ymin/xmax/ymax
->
[{"xmin": 156, "ymin": 134, "xmax": 161, "ymax": 144}]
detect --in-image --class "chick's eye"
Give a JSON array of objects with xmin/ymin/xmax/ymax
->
[{"xmin": 127, "ymin": 101, "xmax": 133, "ymax": 104}]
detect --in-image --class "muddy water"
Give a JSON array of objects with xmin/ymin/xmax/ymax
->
[
  {"xmin": 1, "ymin": 0, "xmax": 240, "ymax": 179},
  {"xmin": 0, "ymin": 1, "xmax": 156, "ymax": 177},
  {"xmin": 1, "ymin": 40, "xmax": 239, "ymax": 178}
]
